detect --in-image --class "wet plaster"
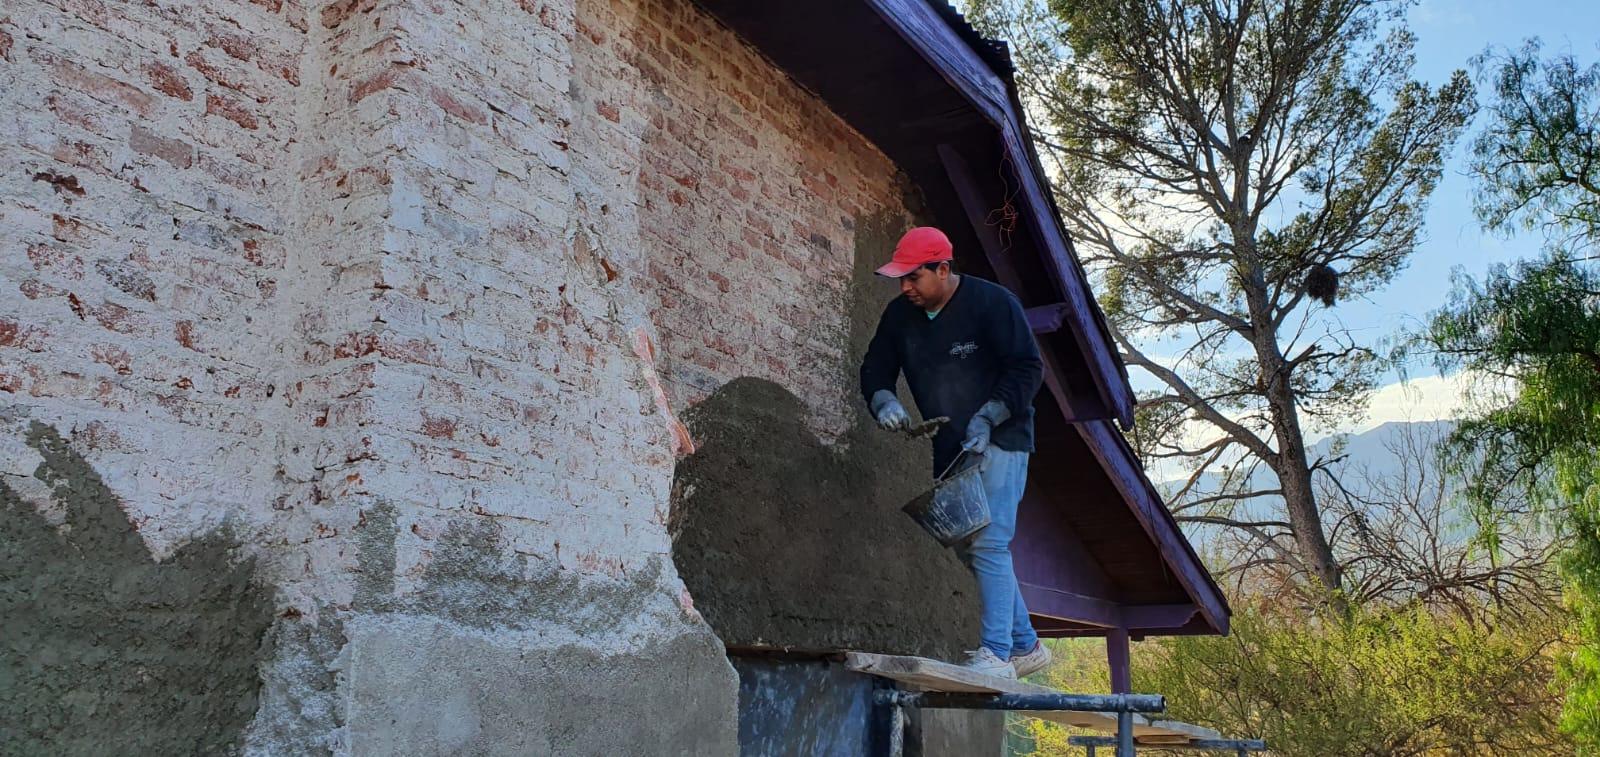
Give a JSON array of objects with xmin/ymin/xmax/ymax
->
[
  {"xmin": 0, "ymin": 422, "xmax": 275, "ymax": 756},
  {"xmin": 668, "ymin": 211, "xmax": 982, "ymax": 660}
]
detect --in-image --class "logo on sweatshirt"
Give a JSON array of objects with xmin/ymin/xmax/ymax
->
[{"xmin": 949, "ymin": 341, "xmax": 979, "ymax": 359}]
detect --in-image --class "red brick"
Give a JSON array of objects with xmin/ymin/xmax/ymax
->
[
  {"xmin": 351, "ymin": 65, "xmax": 403, "ymax": 103},
  {"xmin": 208, "ymin": 32, "xmax": 258, "ymax": 62},
  {"xmin": 257, "ymin": 49, "xmax": 300, "ymax": 86},
  {"xmin": 430, "ymin": 87, "xmax": 487, "ymax": 125},
  {"xmin": 47, "ymin": 56, "xmax": 153, "ymax": 117},
  {"xmin": 175, "ymin": 320, "xmax": 199, "ymax": 350},
  {"xmin": 187, "ymin": 51, "xmax": 262, "ymax": 101},
  {"xmin": 93, "ymin": 302, "xmax": 139, "ymax": 334},
  {"xmin": 421, "ymin": 413, "xmax": 456, "ymax": 440},
  {"xmin": 90, "ymin": 344, "xmax": 132, "ymax": 374},
  {"xmin": 321, "ymin": 0, "xmax": 376, "ymax": 29},
  {"xmin": 18, "ymin": 279, "xmax": 64, "ymax": 300},
  {"xmin": 145, "ymin": 61, "xmax": 192, "ymax": 100},
  {"xmin": 206, "ymin": 93, "xmax": 259, "ymax": 130}
]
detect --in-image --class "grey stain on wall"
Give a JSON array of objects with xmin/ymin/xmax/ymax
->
[
  {"xmin": 669, "ymin": 211, "xmax": 982, "ymax": 659},
  {"xmin": 0, "ymin": 421, "xmax": 275, "ymax": 756}
]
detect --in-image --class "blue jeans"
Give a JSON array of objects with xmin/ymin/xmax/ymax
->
[{"xmin": 955, "ymin": 447, "xmax": 1038, "ymax": 660}]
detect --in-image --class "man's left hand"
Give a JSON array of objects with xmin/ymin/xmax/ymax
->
[{"xmin": 962, "ymin": 400, "xmax": 1012, "ymax": 454}]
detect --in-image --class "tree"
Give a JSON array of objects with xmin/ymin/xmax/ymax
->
[
  {"xmin": 1426, "ymin": 39, "xmax": 1600, "ymax": 748},
  {"xmin": 966, "ymin": 0, "xmax": 1475, "ymax": 605},
  {"xmin": 1317, "ymin": 421, "xmax": 1557, "ymax": 616}
]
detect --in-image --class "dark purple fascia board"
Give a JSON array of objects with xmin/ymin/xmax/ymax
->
[
  {"xmin": 865, "ymin": 0, "xmax": 1135, "ymax": 429},
  {"xmin": 1076, "ymin": 419, "xmax": 1231, "ymax": 634},
  {"xmin": 1022, "ymin": 583, "xmax": 1203, "ymax": 633},
  {"xmin": 879, "ymin": 0, "xmax": 1229, "ymax": 633}
]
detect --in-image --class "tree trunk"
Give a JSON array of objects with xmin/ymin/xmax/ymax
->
[
  {"xmin": 1242, "ymin": 258, "xmax": 1345, "ymax": 607},
  {"xmin": 1262, "ymin": 354, "xmax": 1345, "ymax": 600}
]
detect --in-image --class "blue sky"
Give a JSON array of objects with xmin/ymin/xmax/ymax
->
[
  {"xmin": 1301, "ymin": 1, "xmax": 1600, "ymax": 430},
  {"xmin": 1341, "ymin": 0, "xmax": 1600, "ymax": 349},
  {"xmin": 1121, "ymin": 1, "xmax": 1600, "ymax": 432}
]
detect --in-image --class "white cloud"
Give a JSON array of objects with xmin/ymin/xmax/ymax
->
[{"xmin": 1328, "ymin": 371, "xmax": 1510, "ymax": 441}]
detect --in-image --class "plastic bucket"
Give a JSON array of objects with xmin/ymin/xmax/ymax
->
[{"xmin": 901, "ymin": 454, "xmax": 990, "ymax": 547}]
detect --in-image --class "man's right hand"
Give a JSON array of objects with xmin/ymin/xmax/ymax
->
[{"xmin": 870, "ymin": 390, "xmax": 911, "ymax": 432}]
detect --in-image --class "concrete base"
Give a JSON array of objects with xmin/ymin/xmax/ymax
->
[{"xmin": 346, "ymin": 615, "xmax": 738, "ymax": 756}]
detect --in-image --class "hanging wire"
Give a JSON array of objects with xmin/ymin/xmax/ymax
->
[{"xmin": 986, "ymin": 148, "xmax": 1022, "ymax": 254}]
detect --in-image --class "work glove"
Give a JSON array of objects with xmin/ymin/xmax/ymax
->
[
  {"xmin": 962, "ymin": 400, "xmax": 1011, "ymax": 454},
  {"xmin": 871, "ymin": 389, "xmax": 911, "ymax": 432}
]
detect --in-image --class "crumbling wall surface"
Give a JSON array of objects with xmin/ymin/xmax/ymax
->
[
  {"xmin": 1, "ymin": 0, "xmax": 370, "ymax": 752},
  {"xmin": 2, "ymin": 0, "xmax": 979, "ymax": 751},
  {"xmin": 2, "ymin": 0, "xmax": 741, "ymax": 752},
  {"xmin": 670, "ymin": 214, "xmax": 983, "ymax": 660},
  {"xmin": 286, "ymin": 0, "xmax": 753, "ymax": 750}
]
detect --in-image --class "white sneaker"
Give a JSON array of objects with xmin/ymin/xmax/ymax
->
[
  {"xmin": 958, "ymin": 647, "xmax": 1017, "ymax": 679},
  {"xmin": 1011, "ymin": 641, "xmax": 1052, "ymax": 678}
]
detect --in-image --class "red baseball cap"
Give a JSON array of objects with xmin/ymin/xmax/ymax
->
[{"xmin": 876, "ymin": 226, "xmax": 953, "ymax": 278}]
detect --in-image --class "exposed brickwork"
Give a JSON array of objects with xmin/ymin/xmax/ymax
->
[{"xmin": 2, "ymin": 0, "xmax": 915, "ymax": 749}]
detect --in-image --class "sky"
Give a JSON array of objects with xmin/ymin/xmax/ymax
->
[
  {"xmin": 1342, "ymin": 0, "xmax": 1600, "ymax": 355},
  {"xmin": 1128, "ymin": 1, "xmax": 1600, "ymax": 434}
]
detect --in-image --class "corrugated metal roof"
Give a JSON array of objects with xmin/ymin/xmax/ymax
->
[{"xmin": 923, "ymin": 0, "xmax": 1018, "ymax": 79}]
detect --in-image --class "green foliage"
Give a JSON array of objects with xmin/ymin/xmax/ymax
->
[
  {"xmin": 1430, "ymin": 255, "xmax": 1600, "ymax": 749},
  {"xmin": 1469, "ymin": 40, "xmax": 1600, "ymax": 237},
  {"xmin": 1429, "ymin": 39, "xmax": 1600, "ymax": 748},
  {"xmin": 1016, "ymin": 603, "xmax": 1572, "ymax": 756}
]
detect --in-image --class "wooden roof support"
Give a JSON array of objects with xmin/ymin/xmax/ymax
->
[
  {"xmin": 938, "ymin": 142, "xmax": 1111, "ymax": 423},
  {"xmin": 942, "ymin": 140, "xmax": 1230, "ymax": 634},
  {"xmin": 1025, "ymin": 303, "xmax": 1072, "ymax": 334},
  {"xmin": 868, "ymin": 0, "xmax": 1135, "ymax": 428}
]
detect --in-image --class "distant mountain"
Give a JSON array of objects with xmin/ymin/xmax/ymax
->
[{"xmin": 1151, "ymin": 419, "xmax": 1459, "ymax": 507}]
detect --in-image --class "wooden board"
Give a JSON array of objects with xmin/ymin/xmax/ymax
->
[{"xmin": 844, "ymin": 652, "xmax": 1222, "ymax": 743}]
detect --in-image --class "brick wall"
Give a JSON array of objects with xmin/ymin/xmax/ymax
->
[{"xmin": 1, "ymin": 0, "xmax": 918, "ymax": 750}]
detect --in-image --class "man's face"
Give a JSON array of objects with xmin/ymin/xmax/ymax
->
[{"xmin": 900, "ymin": 262, "xmax": 950, "ymax": 308}]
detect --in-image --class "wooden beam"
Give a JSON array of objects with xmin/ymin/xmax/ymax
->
[
  {"xmin": 1019, "ymin": 582, "xmax": 1124, "ymax": 629},
  {"xmin": 1121, "ymin": 604, "xmax": 1201, "ymax": 630},
  {"xmin": 1106, "ymin": 627, "xmax": 1132, "ymax": 694},
  {"xmin": 1077, "ymin": 420, "xmax": 1231, "ymax": 634},
  {"xmin": 866, "ymin": 0, "xmax": 1135, "ymax": 427},
  {"xmin": 1025, "ymin": 303, "xmax": 1070, "ymax": 334},
  {"xmin": 937, "ymin": 142, "xmax": 1110, "ymax": 422}
]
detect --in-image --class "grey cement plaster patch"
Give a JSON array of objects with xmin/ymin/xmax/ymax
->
[
  {"xmin": 356, "ymin": 504, "xmax": 691, "ymax": 634},
  {"xmin": 347, "ymin": 615, "xmax": 736, "ymax": 756},
  {"xmin": 0, "ymin": 421, "xmax": 275, "ymax": 756},
  {"xmin": 669, "ymin": 211, "xmax": 982, "ymax": 659},
  {"xmin": 341, "ymin": 504, "xmax": 737, "ymax": 755}
]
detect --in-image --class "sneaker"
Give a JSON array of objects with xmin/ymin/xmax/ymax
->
[
  {"xmin": 958, "ymin": 647, "xmax": 1017, "ymax": 679},
  {"xmin": 1011, "ymin": 641, "xmax": 1052, "ymax": 678}
]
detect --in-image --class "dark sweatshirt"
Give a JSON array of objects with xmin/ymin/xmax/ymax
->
[{"xmin": 860, "ymin": 275, "xmax": 1045, "ymax": 476}]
